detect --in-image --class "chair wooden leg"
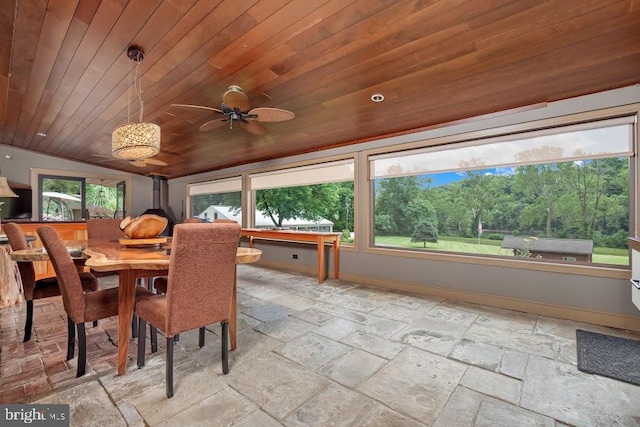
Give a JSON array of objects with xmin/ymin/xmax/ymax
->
[
  {"xmin": 166, "ymin": 337, "xmax": 174, "ymax": 398},
  {"xmin": 150, "ymin": 325, "xmax": 158, "ymax": 353},
  {"xmin": 76, "ymin": 323, "xmax": 86, "ymax": 377},
  {"xmin": 221, "ymin": 321, "xmax": 229, "ymax": 374},
  {"xmin": 137, "ymin": 317, "xmax": 146, "ymax": 368},
  {"xmin": 199, "ymin": 327, "xmax": 205, "ymax": 348},
  {"xmin": 23, "ymin": 300, "xmax": 34, "ymax": 342},
  {"xmin": 66, "ymin": 317, "xmax": 75, "ymax": 360}
]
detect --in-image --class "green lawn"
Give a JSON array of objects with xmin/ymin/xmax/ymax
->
[{"xmin": 375, "ymin": 236, "xmax": 629, "ymax": 266}]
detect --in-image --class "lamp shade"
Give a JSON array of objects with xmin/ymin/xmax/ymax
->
[
  {"xmin": 112, "ymin": 122, "xmax": 161, "ymax": 160},
  {"xmin": 0, "ymin": 177, "xmax": 18, "ymax": 197}
]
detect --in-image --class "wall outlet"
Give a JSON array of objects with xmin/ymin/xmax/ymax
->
[{"xmin": 292, "ymin": 254, "xmax": 298, "ymax": 259}]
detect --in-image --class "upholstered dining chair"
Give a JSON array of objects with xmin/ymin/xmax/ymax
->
[
  {"xmin": 151, "ymin": 216, "xmax": 203, "ymax": 343},
  {"xmin": 151, "ymin": 218, "xmax": 236, "ymax": 343},
  {"xmin": 85, "ymin": 218, "xmax": 125, "ymax": 241},
  {"xmin": 85, "ymin": 218, "xmax": 125, "ymax": 278},
  {"xmin": 85, "ymin": 218, "xmax": 125, "ymax": 277},
  {"xmin": 151, "ymin": 218, "xmax": 236, "ymax": 295},
  {"xmin": 86, "ymin": 217, "xmax": 150, "ymax": 338},
  {"xmin": 135, "ymin": 222, "xmax": 241, "ymax": 398},
  {"xmin": 150, "ymin": 217, "xmax": 202, "ymax": 295},
  {"xmin": 37, "ymin": 226, "xmax": 146, "ymax": 377},
  {"xmin": 4, "ymin": 222, "xmax": 99, "ymax": 342}
]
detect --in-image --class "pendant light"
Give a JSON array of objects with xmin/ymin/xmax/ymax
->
[{"xmin": 112, "ymin": 46, "xmax": 160, "ymax": 160}]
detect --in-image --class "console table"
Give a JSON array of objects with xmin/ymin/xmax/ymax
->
[{"xmin": 240, "ymin": 228, "xmax": 341, "ymax": 284}]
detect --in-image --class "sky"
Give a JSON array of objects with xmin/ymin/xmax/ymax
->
[{"xmin": 424, "ymin": 167, "xmax": 516, "ymax": 187}]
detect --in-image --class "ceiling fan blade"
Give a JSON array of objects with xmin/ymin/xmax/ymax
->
[
  {"xmin": 143, "ymin": 158, "xmax": 168, "ymax": 166},
  {"xmin": 222, "ymin": 85, "xmax": 250, "ymax": 111},
  {"xmin": 199, "ymin": 119, "xmax": 227, "ymax": 132},
  {"xmin": 170, "ymin": 103, "xmax": 224, "ymax": 114},
  {"xmin": 249, "ymin": 107, "xmax": 295, "ymax": 122},
  {"xmin": 240, "ymin": 120, "xmax": 266, "ymax": 135},
  {"xmin": 129, "ymin": 160, "xmax": 149, "ymax": 168}
]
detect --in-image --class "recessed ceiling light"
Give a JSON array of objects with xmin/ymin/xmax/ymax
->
[
  {"xmin": 36, "ymin": 132, "xmax": 47, "ymax": 137},
  {"xmin": 4, "ymin": 154, "xmax": 12, "ymax": 159},
  {"xmin": 371, "ymin": 93, "xmax": 384, "ymax": 103}
]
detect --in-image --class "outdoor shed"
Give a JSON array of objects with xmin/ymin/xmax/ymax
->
[{"xmin": 500, "ymin": 236, "xmax": 594, "ymax": 262}]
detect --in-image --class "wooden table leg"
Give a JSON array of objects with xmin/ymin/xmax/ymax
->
[
  {"xmin": 317, "ymin": 236, "xmax": 325, "ymax": 284},
  {"xmin": 230, "ymin": 267, "xmax": 237, "ymax": 350},
  {"xmin": 117, "ymin": 269, "xmax": 136, "ymax": 376},
  {"xmin": 333, "ymin": 239, "xmax": 340, "ymax": 280}
]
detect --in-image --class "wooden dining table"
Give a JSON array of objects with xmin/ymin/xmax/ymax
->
[{"xmin": 11, "ymin": 239, "xmax": 262, "ymax": 376}]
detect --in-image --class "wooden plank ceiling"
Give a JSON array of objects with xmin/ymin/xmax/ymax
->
[{"xmin": 0, "ymin": 0, "xmax": 639, "ymax": 178}]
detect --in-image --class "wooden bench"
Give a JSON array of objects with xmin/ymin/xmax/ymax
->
[{"xmin": 240, "ymin": 228, "xmax": 341, "ymax": 284}]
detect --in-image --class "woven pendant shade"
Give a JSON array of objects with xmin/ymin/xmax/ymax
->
[
  {"xmin": 112, "ymin": 45, "xmax": 160, "ymax": 161},
  {"xmin": 112, "ymin": 122, "xmax": 160, "ymax": 160}
]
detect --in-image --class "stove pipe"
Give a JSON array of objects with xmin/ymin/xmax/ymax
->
[{"xmin": 143, "ymin": 174, "xmax": 176, "ymax": 236}]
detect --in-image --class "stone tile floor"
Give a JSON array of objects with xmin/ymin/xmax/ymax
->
[{"xmin": 2, "ymin": 265, "xmax": 640, "ymax": 426}]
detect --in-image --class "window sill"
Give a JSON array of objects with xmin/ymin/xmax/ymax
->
[{"xmin": 364, "ymin": 245, "xmax": 630, "ymax": 280}]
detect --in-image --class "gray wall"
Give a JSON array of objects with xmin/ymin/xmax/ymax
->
[
  {"xmin": 0, "ymin": 147, "xmax": 153, "ymax": 217},
  {"xmin": 167, "ymin": 85, "xmax": 640, "ymax": 326}
]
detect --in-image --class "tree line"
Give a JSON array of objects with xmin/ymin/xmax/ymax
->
[
  {"xmin": 375, "ymin": 158, "xmax": 629, "ymax": 249},
  {"xmin": 190, "ymin": 157, "xmax": 628, "ymax": 249},
  {"xmin": 191, "ymin": 182, "xmax": 354, "ymax": 232}
]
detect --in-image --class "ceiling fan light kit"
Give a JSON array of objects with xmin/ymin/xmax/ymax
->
[{"xmin": 112, "ymin": 46, "xmax": 161, "ymax": 161}]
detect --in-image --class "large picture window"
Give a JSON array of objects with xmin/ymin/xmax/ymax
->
[
  {"xmin": 188, "ymin": 177, "xmax": 242, "ymax": 223},
  {"xmin": 249, "ymin": 159, "xmax": 355, "ymax": 240},
  {"xmin": 370, "ymin": 117, "xmax": 635, "ymax": 266}
]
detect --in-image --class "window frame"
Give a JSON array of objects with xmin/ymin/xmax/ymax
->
[
  {"xmin": 38, "ymin": 174, "xmax": 86, "ymax": 221},
  {"xmin": 186, "ymin": 175, "xmax": 243, "ymax": 223},
  {"xmin": 247, "ymin": 158, "xmax": 355, "ymax": 235},
  {"xmin": 31, "ymin": 168, "xmax": 133, "ymax": 222},
  {"xmin": 363, "ymin": 105, "xmax": 639, "ymax": 279}
]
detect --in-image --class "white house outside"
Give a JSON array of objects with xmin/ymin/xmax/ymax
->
[{"xmin": 196, "ymin": 205, "xmax": 334, "ymax": 232}]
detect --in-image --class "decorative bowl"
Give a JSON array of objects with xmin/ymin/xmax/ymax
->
[{"xmin": 119, "ymin": 214, "xmax": 168, "ymax": 239}]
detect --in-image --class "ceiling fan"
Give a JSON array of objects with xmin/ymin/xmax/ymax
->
[
  {"xmin": 127, "ymin": 157, "xmax": 168, "ymax": 168},
  {"xmin": 171, "ymin": 85, "xmax": 295, "ymax": 135},
  {"xmin": 91, "ymin": 154, "xmax": 168, "ymax": 168}
]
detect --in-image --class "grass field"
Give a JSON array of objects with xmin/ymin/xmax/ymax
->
[{"xmin": 374, "ymin": 236, "xmax": 629, "ymax": 266}]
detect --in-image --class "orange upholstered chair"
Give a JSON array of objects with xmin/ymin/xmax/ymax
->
[
  {"xmin": 183, "ymin": 217, "xmax": 202, "ymax": 223},
  {"xmin": 37, "ymin": 226, "xmax": 146, "ymax": 377},
  {"xmin": 4, "ymin": 222, "xmax": 99, "ymax": 342},
  {"xmin": 135, "ymin": 222, "xmax": 241, "ymax": 398}
]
